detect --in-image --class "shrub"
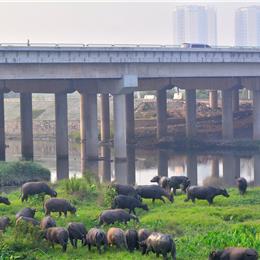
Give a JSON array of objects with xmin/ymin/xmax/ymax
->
[{"xmin": 0, "ymin": 161, "xmax": 50, "ymax": 187}]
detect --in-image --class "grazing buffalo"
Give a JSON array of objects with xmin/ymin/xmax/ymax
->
[
  {"xmin": 45, "ymin": 227, "xmax": 69, "ymax": 252},
  {"xmin": 20, "ymin": 182, "xmax": 57, "ymax": 202},
  {"xmin": 112, "ymin": 195, "xmax": 148, "ymax": 215},
  {"xmin": 185, "ymin": 186, "xmax": 229, "ymax": 205},
  {"xmin": 107, "ymin": 227, "xmax": 127, "ymax": 249},
  {"xmin": 236, "ymin": 177, "xmax": 248, "ymax": 195},
  {"xmin": 125, "ymin": 229, "xmax": 139, "ymax": 252},
  {"xmin": 0, "ymin": 196, "xmax": 11, "ymax": 205},
  {"xmin": 136, "ymin": 185, "xmax": 173, "ymax": 203},
  {"xmin": 16, "ymin": 207, "xmax": 36, "ymax": 219},
  {"xmin": 99, "ymin": 209, "xmax": 139, "ymax": 225},
  {"xmin": 140, "ymin": 232, "xmax": 176, "ymax": 260},
  {"xmin": 112, "ymin": 184, "xmax": 141, "ymax": 201},
  {"xmin": 209, "ymin": 247, "xmax": 258, "ymax": 260},
  {"xmin": 85, "ymin": 228, "xmax": 108, "ymax": 254},
  {"xmin": 16, "ymin": 216, "xmax": 40, "ymax": 226},
  {"xmin": 44, "ymin": 198, "xmax": 76, "ymax": 217},
  {"xmin": 67, "ymin": 222, "xmax": 87, "ymax": 248},
  {"xmin": 150, "ymin": 176, "xmax": 170, "ymax": 191},
  {"xmin": 40, "ymin": 216, "xmax": 56, "ymax": 230},
  {"xmin": 0, "ymin": 217, "xmax": 10, "ymax": 232},
  {"xmin": 138, "ymin": 229, "xmax": 152, "ymax": 243}
]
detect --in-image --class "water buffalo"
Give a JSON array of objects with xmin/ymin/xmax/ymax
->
[
  {"xmin": 16, "ymin": 216, "xmax": 40, "ymax": 226},
  {"xmin": 16, "ymin": 207, "xmax": 36, "ymax": 219},
  {"xmin": 0, "ymin": 196, "xmax": 11, "ymax": 205},
  {"xmin": 168, "ymin": 176, "xmax": 191, "ymax": 195},
  {"xmin": 44, "ymin": 198, "xmax": 76, "ymax": 217},
  {"xmin": 20, "ymin": 182, "xmax": 57, "ymax": 202},
  {"xmin": 209, "ymin": 247, "xmax": 258, "ymax": 259},
  {"xmin": 112, "ymin": 184, "xmax": 141, "ymax": 201},
  {"xmin": 150, "ymin": 176, "xmax": 170, "ymax": 191},
  {"xmin": 125, "ymin": 229, "xmax": 139, "ymax": 252},
  {"xmin": 67, "ymin": 222, "xmax": 87, "ymax": 248},
  {"xmin": 40, "ymin": 216, "xmax": 56, "ymax": 230},
  {"xmin": 138, "ymin": 229, "xmax": 152, "ymax": 243},
  {"xmin": 0, "ymin": 217, "xmax": 10, "ymax": 232},
  {"xmin": 85, "ymin": 228, "xmax": 108, "ymax": 254},
  {"xmin": 236, "ymin": 177, "xmax": 248, "ymax": 195},
  {"xmin": 107, "ymin": 227, "xmax": 127, "ymax": 249},
  {"xmin": 185, "ymin": 186, "xmax": 229, "ymax": 205},
  {"xmin": 45, "ymin": 227, "xmax": 69, "ymax": 252}
]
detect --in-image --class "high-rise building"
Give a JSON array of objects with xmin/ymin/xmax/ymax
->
[
  {"xmin": 235, "ymin": 6, "xmax": 260, "ymax": 46},
  {"xmin": 173, "ymin": 5, "xmax": 217, "ymax": 45}
]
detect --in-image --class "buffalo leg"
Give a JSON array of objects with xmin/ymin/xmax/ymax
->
[{"xmin": 159, "ymin": 197, "xmax": 165, "ymax": 203}]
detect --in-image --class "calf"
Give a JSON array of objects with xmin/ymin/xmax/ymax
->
[
  {"xmin": 0, "ymin": 196, "xmax": 11, "ymax": 205},
  {"xmin": 209, "ymin": 247, "xmax": 258, "ymax": 260},
  {"xmin": 99, "ymin": 209, "xmax": 139, "ymax": 225},
  {"xmin": 0, "ymin": 217, "xmax": 10, "ymax": 232},
  {"xmin": 140, "ymin": 232, "xmax": 176, "ymax": 260},
  {"xmin": 112, "ymin": 195, "xmax": 148, "ymax": 215},
  {"xmin": 45, "ymin": 227, "xmax": 69, "ymax": 252},
  {"xmin": 85, "ymin": 228, "xmax": 108, "ymax": 254},
  {"xmin": 136, "ymin": 185, "xmax": 173, "ymax": 203},
  {"xmin": 40, "ymin": 216, "xmax": 56, "ymax": 230},
  {"xmin": 185, "ymin": 186, "xmax": 229, "ymax": 205},
  {"xmin": 16, "ymin": 207, "xmax": 36, "ymax": 219},
  {"xmin": 20, "ymin": 182, "xmax": 57, "ymax": 202},
  {"xmin": 67, "ymin": 222, "xmax": 87, "ymax": 248},
  {"xmin": 107, "ymin": 227, "xmax": 127, "ymax": 249},
  {"xmin": 44, "ymin": 198, "xmax": 76, "ymax": 217},
  {"xmin": 236, "ymin": 177, "xmax": 248, "ymax": 195},
  {"xmin": 125, "ymin": 229, "xmax": 139, "ymax": 252}
]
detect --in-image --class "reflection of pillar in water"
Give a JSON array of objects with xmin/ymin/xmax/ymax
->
[
  {"xmin": 99, "ymin": 145, "xmax": 111, "ymax": 183},
  {"xmin": 186, "ymin": 154, "xmax": 197, "ymax": 185},
  {"xmin": 211, "ymin": 158, "xmax": 219, "ymax": 177},
  {"xmin": 254, "ymin": 154, "xmax": 260, "ymax": 186},
  {"xmin": 56, "ymin": 158, "xmax": 69, "ymax": 180},
  {"xmin": 158, "ymin": 150, "xmax": 168, "ymax": 177},
  {"xmin": 114, "ymin": 159, "xmax": 128, "ymax": 185},
  {"xmin": 127, "ymin": 145, "xmax": 136, "ymax": 185},
  {"xmin": 222, "ymin": 155, "xmax": 240, "ymax": 186}
]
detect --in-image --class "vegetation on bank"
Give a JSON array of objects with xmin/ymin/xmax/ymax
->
[
  {"xmin": 1, "ymin": 178, "xmax": 260, "ymax": 259},
  {"xmin": 0, "ymin": 161, "xmax": 50, "ymax": 187}
]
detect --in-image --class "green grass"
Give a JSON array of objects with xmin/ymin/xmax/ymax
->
[
  {"xmin": 0, "ymin": 161, "xmax": 50, "ymax": 186},
  {"xmin": 1, "ymin": 181, "xmax": 260, "ymax": 259}
]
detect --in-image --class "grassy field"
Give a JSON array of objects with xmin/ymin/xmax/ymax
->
[{"xmin": 1, "ymin": 178, "xmax": 260, "ymax": 260}]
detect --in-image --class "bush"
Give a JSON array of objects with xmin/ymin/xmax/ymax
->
[{"xmin": 0, "ymin": 161, "xmax": 50, "ymax": 186}]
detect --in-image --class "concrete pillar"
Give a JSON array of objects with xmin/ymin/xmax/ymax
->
[
  {"xmin": 127, "ymin": 145, "xmax": 136, "ymax": 185},
  {"xmin": 99, "ymin": 145, "xmax": 111, "ymax": 183},
  {"xmin": 126, "ymin": 93, "xmax": 135, "ymax": 144},
  {"xmin": 186, "ymin": 154, "xmax": 197, "ymax": 185},
  {"xmin": 0, "ymin": 92, "xmax": 5, "ymax": 161},
  {"xmin": 20, "ymin": 92, "xmax": 33, "ymax": 160},
  {"xmin": 254, "ymin": 154, "xmax": 260, "ymax": 186},
  {"xmin": 222, "ymin": 155, "xmax": 240, "ymax": 186},
  {"xmin": 222, "ymin": 89, "xmax": 233, "ymax": 139},
  {"xmin": 55, "ymin": 92, "xmax": 69, "ymax": 178},
  {"xmin": 232, "ymin": 89, "xmax": 239, "ymax": 112},
  {"xmin": 100, "ymin": 94, "xmax": 110, "ymax": 143},
  {"xmin": 80, "ymin": 92, "xmax": 98, "ymax": 171},
  {"xmin": 158, "ymin": 149, "xmax": 168, "ymax": 177},
  {"xmin": 185, "ymin": 89, "xmax": 196, "ymax": 138},
  {"xmin": 113, "ymin": 94, "xmax": 127, "ymax": 160},
  {"xmin": 156, "ymin": 89, "xmax": 167, "ymax": 140},
  {"xmin": 209, "ymin": 90, "xmax": 218, "ymax": 109},
  {"xmin": 114, "ymin": 159, "xmax": 128, "ymax": 184},
  {"xmin": 253, "ymin": 90, "xmax": 260, "ymax": 140},
  {"xmin": 211, "ymin": 158, "xmax": 219, "ymax": 177}
]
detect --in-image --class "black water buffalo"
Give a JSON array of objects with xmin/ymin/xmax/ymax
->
[
  {"xmin": 16, "ymin": 207, "xmax": 36, "ymax": 219},
  {"xmin": 168, "ymin": 176, "xmax": 191, "ymax": 195},
  {"xmin": 67, "ymin": 222, "xmax": 87, "ymax": 248},
  {"xmin": 185, "ymin": 186, "xmax": 229, "ymax": 205},
  {"xmin": 85, "ymin": 228, "xmax": 108, "ymax": 254},
  {"xmin": 44, "ymin": 198, "xmax": 76, "ymax": 217},
  {"xmin": 45, "ymin": 227, "xmax": 69, "ymax": 252},
  {"xmin": 209, "ymin": 247, "xmax": 258, "ymax": 260},
  {"xmin": 0, "ymin": 196, "xmax": 11, "ymax": 205},
  {"xmin": 112, "ymin": 184, "xmax": 141, "ymax": 200},
  {"xmin": 236, "ymin": 177, "xmax": 248, "ymax": 195},
  {"xmin": 125, "ymin": 229, "xmax": 139, "ymax": 252}
]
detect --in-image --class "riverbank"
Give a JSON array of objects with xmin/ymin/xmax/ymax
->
[{"xmin": 1, "ymin": 179, "xmax": 260, "ymax": 259}]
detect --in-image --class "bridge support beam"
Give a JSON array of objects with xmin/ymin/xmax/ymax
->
[
  {"xmin": 0, "ymin": 92, "xmax": 5, "ymax": 161},
  {"xmin": 185, "ymin": 89, "xmax": 196, "ymax": 138},
  {"xmin": 232, "ymin": 89, "xmax": 239, "ymax": 112},
  {"xmin": 211, "ymin": 158, "xmax": 219, "ymax": 177},
  {"xmin": 222, "ymin": 89, "xmax": 233, "ymax": 140},
  {"xmin": 158, "ymin": 149, "xmax": 168, "ymax": 177},
  {"xmin": 126, "ymin": 93, "xmax": 135, "ymax": 144},
  {"xmin": 253, "ymin": 89, "xmax": 260, "ymax": 140},
  {"xmin": 186, "ymin": 154, "xmax": 197, "ymax": 185},
  {"xmin": 156, "ymin": 89, "xmax": 167, "ymax": 140},
  {"xmin": 209, "ymin": 90, "xmax": 218, "ymax": 109},
  {"xmin": 55, "ymin": 92, "xmax": 69, "ymax": 178},
  {"xmin": 100, "ymin": 94, "xmax": 110, "ymax": 144},
  {"xmin": 113, "ymin": 94, "xmax": 127, "ymax": 160},
  {"xmin": 80, "ymin": 93, "xmax": 99, "ymax": 172},
  {"xmin": 20, "ymin": 92, "xmax": 33, "ymax": 160}
]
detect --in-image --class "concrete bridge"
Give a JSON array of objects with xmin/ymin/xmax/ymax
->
[{"xmin": 1, "ymin": 44, "xmax": 260, "ymax": 177}]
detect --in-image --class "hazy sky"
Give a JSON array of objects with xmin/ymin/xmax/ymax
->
[{"xmin": 1, "ymin": 1, "xmax": 260, "ymax": 46}]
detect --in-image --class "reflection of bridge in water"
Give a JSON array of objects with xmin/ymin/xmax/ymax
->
[{"xmin": 5, "ymin": 139, "xmax": 258, "ymax": 187}]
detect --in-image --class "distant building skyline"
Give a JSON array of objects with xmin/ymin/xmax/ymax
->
[
  {"xmin": 235, "ymin": 6, "xmax": 260, "ymax": 46},
  {"xmin": 173, "ymin": 5, "xmax": 217, "ymax": 45}
]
